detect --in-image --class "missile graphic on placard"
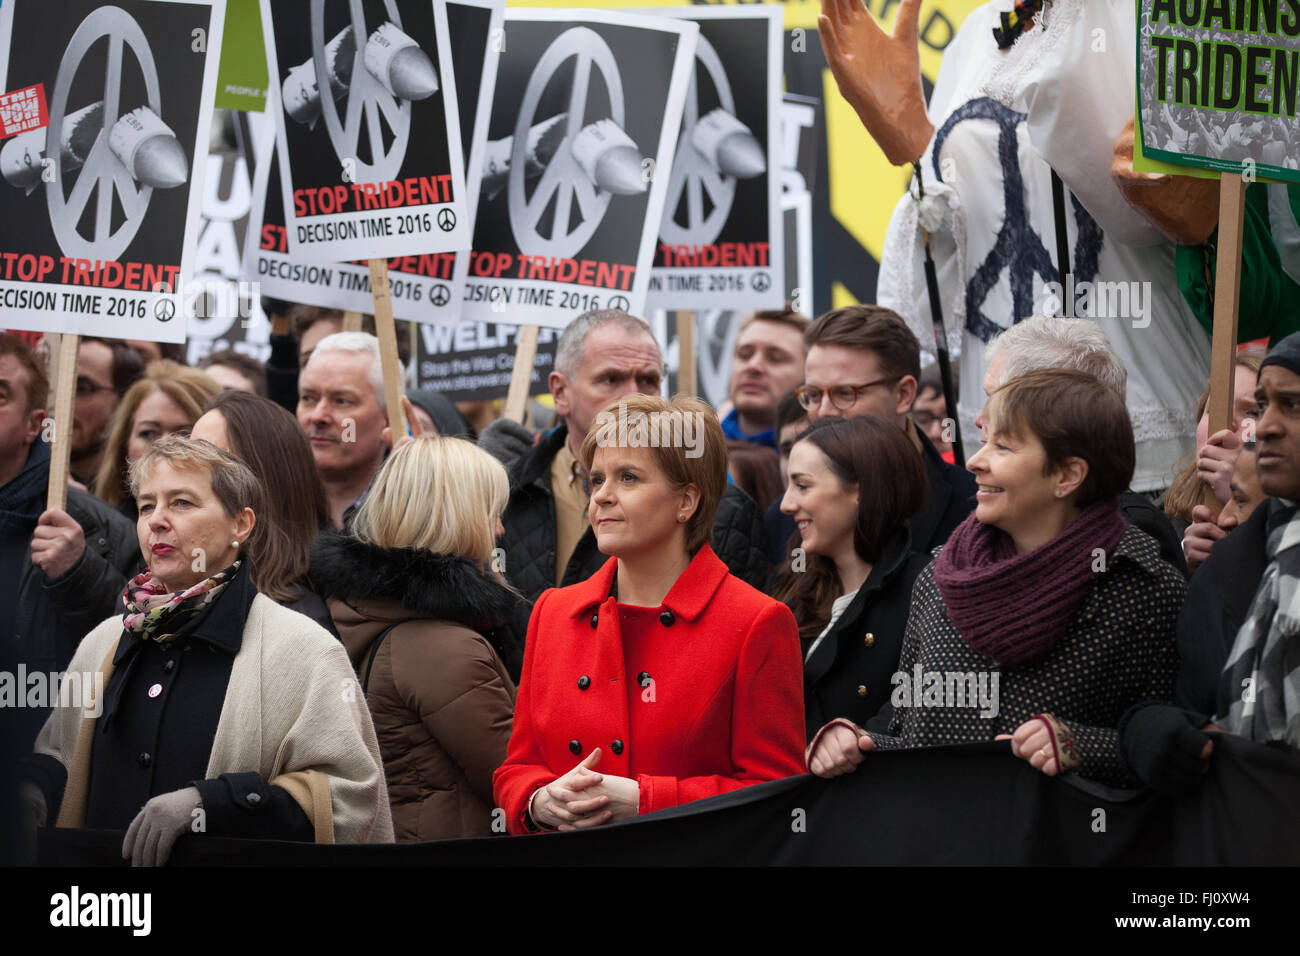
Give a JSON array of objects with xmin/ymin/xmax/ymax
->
[
  {"xmin": 364, "ymin": 22, "xmax": 438, "ymax": 100},
  {"xmin": 690, "ymin": 108, "xmax": 765, "ymax": 179},
  {"xmin": 108, "ymin": 106, "xmax": 188, "ymax": 189},
  {"xmin": 481, "ymin": 113, "xmax": 568, "ymax": 200},
  {"xmin": 282, "ymin": 26, "xmax": 355, "ymax": 127},
  {"xmin": 1, "ymin": 101, "xmax": 103, "ymax": 192},
  {"xmin": 570, "ymin": 118, "xmax": 647, "ymax": 196}
]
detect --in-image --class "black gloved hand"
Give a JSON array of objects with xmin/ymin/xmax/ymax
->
[
  {"xmin": 1119, "ymin": 703, "xmax": 1213, "ymax": 797},
  {"xmin": 478, "ymin": 418, "xmax": 535, "ymax": 465}
]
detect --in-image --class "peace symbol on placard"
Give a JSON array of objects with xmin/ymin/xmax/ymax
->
[
  {"xmin": 311, "ymin": 0, "xmax": 411, "ymax": 184},
  {"xmin": 659, "ymin": 34, "xmax": 736, "ymax": 248},
  {"xmin": 607, "ymin": 294, "xmax": 630, "ymax": 312},
  {"xmin": 750, "ymin": 272, "xmax": 770, "ymax": 293},
  {"xmin": 437, "ymin": 207, "xmax": 456, "ymax": 231},
  {"xmin": 46, "ymin": 6, "xmax": 160, "ymax": 261},
  {"xmin": 430, "ymin": 283, "xmax": 450, "ymax": 306},
  {"xmin": 508, "ymin": 27, "xmax": 623, "ymax": 259}
]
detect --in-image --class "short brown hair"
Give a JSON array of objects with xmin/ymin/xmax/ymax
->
[
  {"xmin": 580, "ymin": 394, "xmax": 727, "ymax": 553},
  {"xmin": 740, "ymin": 305, "xmax": 810, "ymax": 339},
  {"xmin": 986, "ymin": 368, "xmax": 1134, "ymax": 507},
  {"xmin": 129, "ymin": 433, "xmax": 264, "ymax": 521},
  {"xmin": 805, "ymin": 305, "xmax": 921, "ymax": 382},
  {"xmin": 0, "ymin": 333, "xmax": 48, "ymax": 412}
]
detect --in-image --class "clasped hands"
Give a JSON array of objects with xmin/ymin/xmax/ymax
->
[{"xmin": 530, "ymin": 748, "xmax": 640, "ymax": 831}]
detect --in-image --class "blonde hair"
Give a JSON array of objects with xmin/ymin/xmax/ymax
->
[
  {"xmin": 96, "ymin": 360, "xmax": 222, "ymax": 507},
  {"xmin": 579, "ymin": 393, "xmax": 728, "ymax": 554},
  {"xmin": 353, "ymin": 436, "xmax": 512, "ymax": 584}
]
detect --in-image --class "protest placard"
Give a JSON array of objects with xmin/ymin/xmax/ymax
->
[
  {"xmin": 0, "ymin": 0, "xmax": 225, "ymax": 342},
  {"xmin": 643, "ymin": 6, "xmax": 783, "ymax": 312},
  {"xmin": 460, "ymin": 8, "xmax": 697, "ymax": 329},
  {"xmin": 261, "ymin": 0, "xmax": 470, "ymax": 262}
]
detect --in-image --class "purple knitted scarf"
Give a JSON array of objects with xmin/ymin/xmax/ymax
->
[{"xmin": 932, "ymin": 497, "xmax": 1127, "ymax": 668}]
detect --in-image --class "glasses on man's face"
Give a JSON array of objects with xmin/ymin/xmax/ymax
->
[
  {"xmin": 795, "ymin": 377, "xmax": 901, "ymax": 411},
  {"xmin": 75, "ymin": 377, "xmax": 115, "ymax": 399}
]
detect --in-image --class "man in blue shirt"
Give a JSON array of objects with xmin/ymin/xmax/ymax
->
[{"xmin": 720, "ymin": 308, "xmax": 808, "ymax": 450}]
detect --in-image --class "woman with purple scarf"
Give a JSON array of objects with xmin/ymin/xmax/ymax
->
[{"xmin": 807, "ymin": 369, "xmax": 1186, "ymax": 787}]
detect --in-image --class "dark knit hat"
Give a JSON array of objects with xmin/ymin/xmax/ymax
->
[{"xmin": 1260, "ymin": 331, "xmax": 1300, "ymax": 379}]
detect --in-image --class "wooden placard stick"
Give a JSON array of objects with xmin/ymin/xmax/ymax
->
[
  {"xmin": 367, "ymin": 259, "xmax": 408, "ymax": 441},
  {"xmin": 342, "ymin": 310, "xmax": 363, "ymax": 332},
  {"xmin": 504, "ymin": 324, "xmax": 540, "ymax": 424},
  {"xmin": 46, "ymin": 333, "xmax": 80, "ymax": 513},
  {"xmin": 677, "ymin": 311, "xmax": 697, "ymax": 398},
  {"xmin": 1201, "ymin": 171, "xmax": 1247, "ymax": 511},
  {"xmin": 1206, "ymin": 172, "xmax": 1246, "ymax": 434}
]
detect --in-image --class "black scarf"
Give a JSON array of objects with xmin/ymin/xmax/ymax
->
[{"xmin": 0, "ymin": 440, "xmax": 50, "ymax": 535}]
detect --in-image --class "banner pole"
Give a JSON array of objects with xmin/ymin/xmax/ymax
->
[
  {"xmin": 504, "ymin": 325, "xmax": 540, "ymax": 424},
  {"xmin": 342, "ymin": 311, "xmax": 363, "ymax": 333},
  {"xmin": 1202, "ymin": 172, "xmax": 1247, "ymax": 512},
  {"xmin": 677, "ymin": 311, "xmax": 697, "ymax": 398},
  {"xmin": 46, "ymin": 333, "xmax": 79, "ymax": 513},
  {"xmin": 367, "ymin": 259, "xmax": 408, "ymax": 441}
]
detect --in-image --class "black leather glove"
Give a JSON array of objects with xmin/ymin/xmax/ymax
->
[
  {"xmin": 478, "ymin": 418, "xmax": 535, "ymax": 465},
  {"xmin": 1119, "ymin": 703, "xmax": 1213, "ymax": 797}
]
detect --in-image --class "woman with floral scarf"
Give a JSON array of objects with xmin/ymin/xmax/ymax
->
[{"xmin": 26, "ymin": 435, "xmax": 392, "ymax": 865}]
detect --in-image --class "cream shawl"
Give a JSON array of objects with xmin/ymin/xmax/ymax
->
[{"xmin": 35, "ymin": 594, "xmax": 394, "ymax": 844}]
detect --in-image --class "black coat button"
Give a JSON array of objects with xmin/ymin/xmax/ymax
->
[
  {"xmin": 577, "ymin": 675, "xmax": 591, "ymax": 690},
  {"xmin": 246, "ymin": 792, "xmax": 261, "ymax": 806},
  {"xmin": 637, "ymin": 671, "xmax": 651, "ymax": 687},
  {"xmin": 138, "ymin": 752, "xmax": 152, "ymax": 768},
  {"xmin": 659, "ymin": 610, "xmax": 675, "ymax": 626},
  {"xmin": 163, "ymin": 659, "xmax": 175, "ymax": 673},
  {"xmin": 611, "ymin": 739, "xmax": 624, "ymax": 755},
  {"xmin": 590, "ymin": 612, "xmax": 599, "ymax": 629},
  {"xmin": 569, "ymin": 739, "xmax": 582, "ymax": 755}
]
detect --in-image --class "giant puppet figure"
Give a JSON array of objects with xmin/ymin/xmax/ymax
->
[{"xmin": 819, "ymin": 0, "xmax": 1222, "ymax": 491}]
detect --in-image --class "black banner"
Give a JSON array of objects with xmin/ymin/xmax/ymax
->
[{"xmin": 37, "ymin": 736, "xmax": 1300, "ymax": 866}]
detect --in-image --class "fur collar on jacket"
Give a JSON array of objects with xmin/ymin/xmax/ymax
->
[{"xmin": 310, "ymin": 531, "xmax": 521, "ymax": 631}]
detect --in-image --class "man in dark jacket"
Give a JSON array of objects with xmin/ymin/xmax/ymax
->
[
  {"xmin": 0, "ymin": 335, "xmax": 141, "ymax": 749},
  {"xmin": 498, "ymin": 310, "xmax": 771, "ymax": 604},
  {"xmin": 1121, "ymin": 333, "xmax": 1300, "ymax": 794},
  {"xmin": 768, "ymin": 305, "xmax": 977, "ymax": 565}
]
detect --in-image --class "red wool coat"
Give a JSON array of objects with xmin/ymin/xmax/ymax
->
[{"xmin": 493, "ymin": 545, "xmax": 806, "ymax": 834}]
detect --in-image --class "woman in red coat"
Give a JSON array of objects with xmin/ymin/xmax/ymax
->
[{"xmin": 493, "ymin": 394, "xmax": 806, "ymax": 833}]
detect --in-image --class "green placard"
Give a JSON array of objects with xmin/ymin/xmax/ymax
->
[
  {"xmin": 215, "ymin": 0, "xmax": 269, "ymax": 112},
  {"xmin": 1133, "ymin": 0, "xmax": 1300, "ymax": 186}
]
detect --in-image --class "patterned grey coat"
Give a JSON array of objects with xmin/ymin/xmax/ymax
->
[{"xmin": 854, "ymin": 526, "xmax": 1186, "ymax": 787}]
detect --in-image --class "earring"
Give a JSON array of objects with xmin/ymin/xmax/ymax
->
[
  {"xmin": 231, "ymin": 539, "xmax": 240, "ymax": 548},
  {"xmin": 677, "ymin": 514, "xmax": 686, "ymax": 522},
  {"xmin": 1054, "ymin": 491, "xmax": 1063, "ymax": 498}
]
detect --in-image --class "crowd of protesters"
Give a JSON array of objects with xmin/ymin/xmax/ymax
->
[{"xmin": 4, "ymin": 297, "xmax": 1297, "ymax": 862}]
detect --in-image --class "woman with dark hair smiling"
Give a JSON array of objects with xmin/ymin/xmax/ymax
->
[
  {"xmin": 773, "ymin": 416, "xmax": 930, "ymax": 738},
  {"xmin": 807, "ymin": 369, "xmax": 1185, "ymax": 787},
  {"xmin": 191, "ymin": 390, "xmax": 334, "ymax": 633},
  {"xmin": 493, "ymin": 394, "xmax": 805, "ymax": 833}
]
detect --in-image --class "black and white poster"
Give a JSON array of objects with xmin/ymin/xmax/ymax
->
[
  {"xmin": 0, "ymin": 0, "xmax": 225, "ymax": 342},
  {"xmin": 460, "ymin": 8, "xmax": 697, "ymax": 329},
  {"xmin": 644, "ymin": 6, "xmax": 783, "ymax": 311},
  {"xmin": 415, "ymin": 319, "xmax": 556, "ymax": 401},
  {"xmin": 247, "ymin": 0, "xmax": 500, "ymax": 321},
  {"xmin": 261, "ymin": 0, "xmax": 471, "ymax": 262}
]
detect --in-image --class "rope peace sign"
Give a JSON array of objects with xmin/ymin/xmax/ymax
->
[
  {"xmin": 47, "ymin": 6, "xmax": 160, "ymax": 261},
  {"xmin": 312, "ymin": 0, "xmax": 410, "ymax": 184},
  {"xmin": 508, "ymin": 27, "xmax": 623, "ymax": 259},
  {"xmin": 659, "ymin": 34, "xmax": 736, "ymax": 248}
]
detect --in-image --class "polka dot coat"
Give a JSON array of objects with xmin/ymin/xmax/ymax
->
[{"xmin": 864, "ymin": 526, "xmax": 1185, "ymax": 787}]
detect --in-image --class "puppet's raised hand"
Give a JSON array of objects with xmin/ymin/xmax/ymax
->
[
  {"xmin": 818, "ymin": 0, "xmax": 933, "ymax": 166},
  {"xmin": 1111, "ymin": 115, "xmax": 1220, "ymax": 246}
]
